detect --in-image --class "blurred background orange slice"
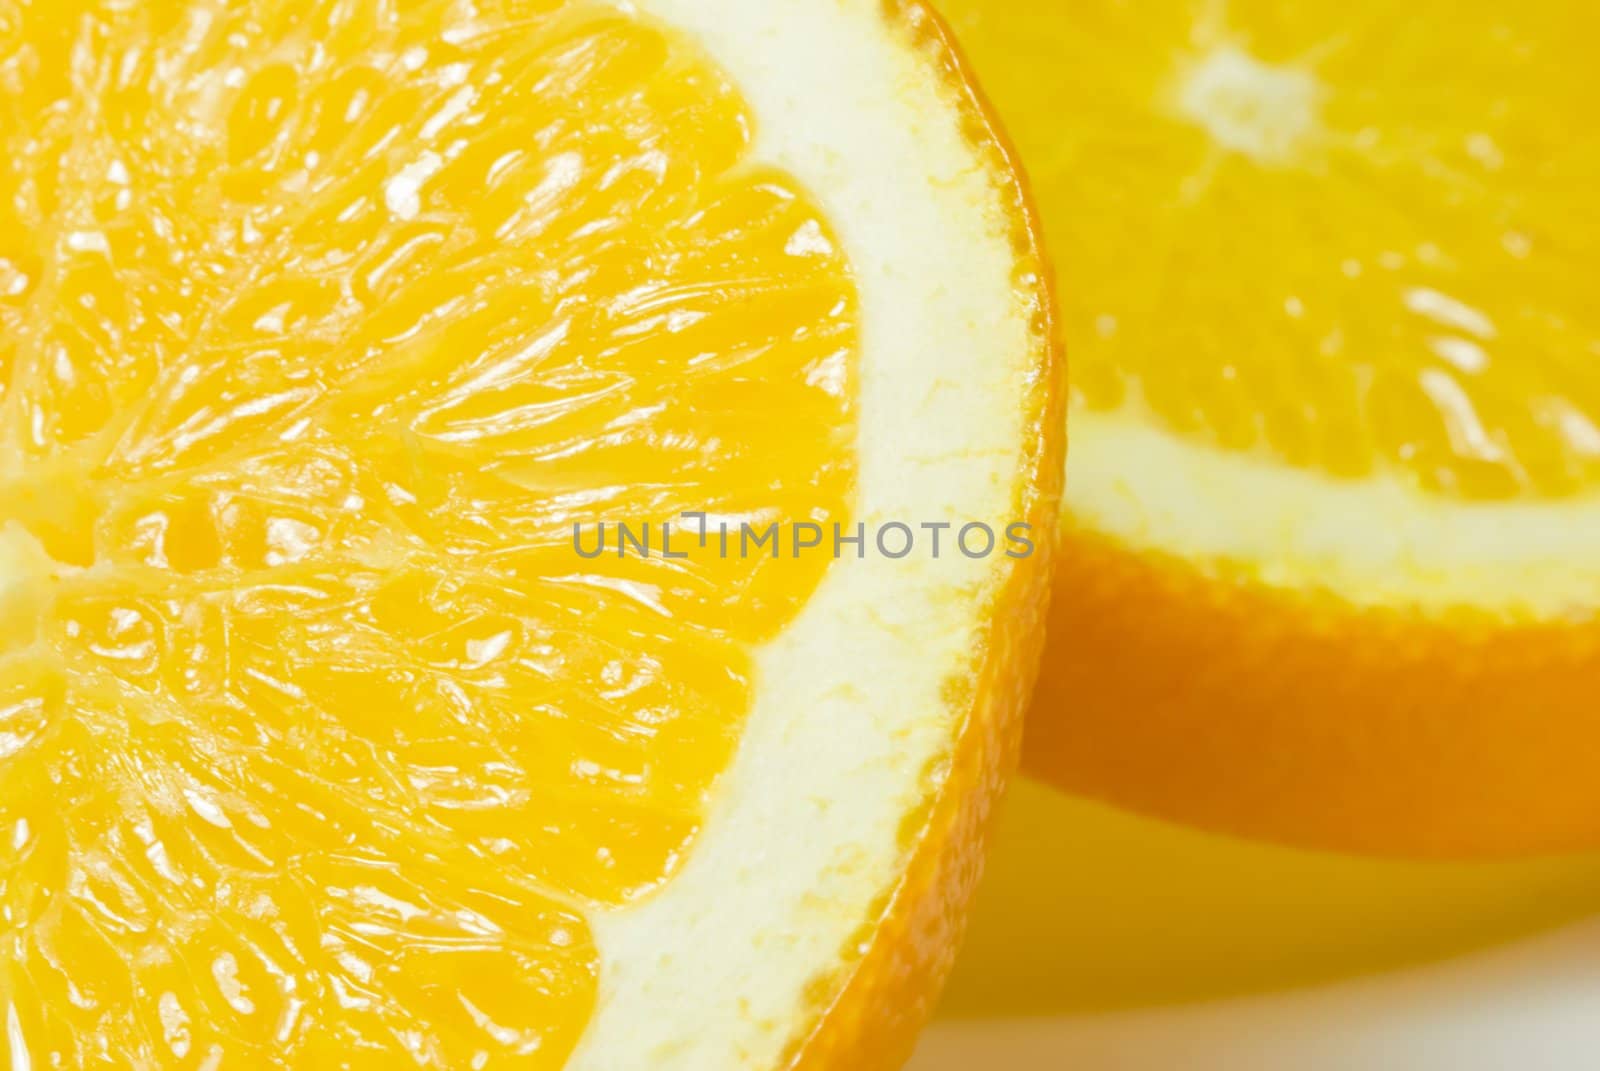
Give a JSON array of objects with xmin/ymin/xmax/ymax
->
[{"xmin": 938, "ymin": 0, "xmax": 1600, "ymax": 857}]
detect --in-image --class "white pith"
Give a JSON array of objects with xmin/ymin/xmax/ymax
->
[
  {"xmin": 567, "ymin": 3, "xmax": 1040, "ymax": 1069},
  {"xmin": 1069, "ymin": 407, "xmax": 1600, "ymax": 616}
]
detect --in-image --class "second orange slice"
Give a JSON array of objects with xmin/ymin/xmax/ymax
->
[{"xmin": 941, "ymin": 0, "xmax": 1600, "ymax": 856}]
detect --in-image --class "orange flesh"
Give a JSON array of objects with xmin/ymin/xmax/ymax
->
[
  {"xmin": 943, "ymin": 0, "xmax": 1600, "ymax": 500},
  {"xmin": 0, "ymin": 1, "xmax": 856, "ymax": 1065}
]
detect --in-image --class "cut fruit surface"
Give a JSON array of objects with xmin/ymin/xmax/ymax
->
[
  {"xmin": 0, "ymin": 2, "xmax": 1060, "ymax": 1068},
  {"xmin": 937, "ymin": 0, "xmax": 1600, "ymax": 855}
]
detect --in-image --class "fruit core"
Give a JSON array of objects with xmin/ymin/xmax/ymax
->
[{"xmin": 1176, "ymin": 45, "xmax": 1320, "ymax": 165}]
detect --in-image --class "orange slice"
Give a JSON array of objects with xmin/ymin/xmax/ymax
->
[
  {"xmin": 0, "ymin": 2, "xmax": 1060, "ymax": 1067},
  {"xmin": 939, "ymin": 0, "xmax": 1600, "ymax": 855}
]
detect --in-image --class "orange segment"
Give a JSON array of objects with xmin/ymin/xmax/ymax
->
[
  {"xmin": 1, "ymin": 2, "xmax": 851, "ymax": 1063},
  {"xmin": 939, "ymin": 0, "xmax": 1600, "ymax": 854}
]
